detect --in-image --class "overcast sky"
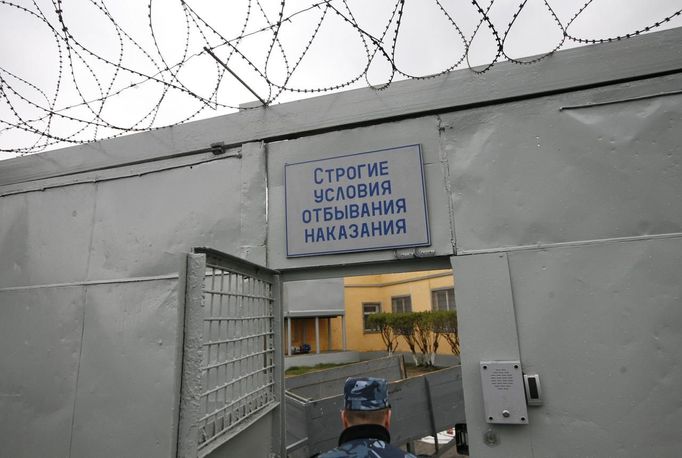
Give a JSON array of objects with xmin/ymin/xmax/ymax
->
[{"xmin": 1, "ymin": 0, "xmax": 681, "ymax": 161}]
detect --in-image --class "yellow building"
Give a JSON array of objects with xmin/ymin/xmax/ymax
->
[{"xmin": 341, "ymin": 269, "xmax": 455, "ymax": 354}]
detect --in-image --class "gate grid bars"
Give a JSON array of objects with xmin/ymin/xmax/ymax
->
[{"xmin": 178, "ymin": 249, "xmax": 283, "ymax": 458}]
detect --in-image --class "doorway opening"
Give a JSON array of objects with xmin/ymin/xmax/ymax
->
[
  {"xmin": 283, "ymin": 266, "xmax": 460, "ymax": 372},
  {"xmin": 281, "ymin": 262, "xmax": 466, "ymax": 457}
]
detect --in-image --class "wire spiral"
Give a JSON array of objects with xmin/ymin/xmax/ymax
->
[{"xmin": 1, "ymin": 0, "xmax": 680, "ymax": 155}]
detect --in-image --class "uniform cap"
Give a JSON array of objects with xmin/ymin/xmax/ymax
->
[{"xmin": 343, "ymin": 377, "xmax": 389, "ymax": 411}]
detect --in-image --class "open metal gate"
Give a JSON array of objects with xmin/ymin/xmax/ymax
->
[{"xmin": 178, "ymin": 248, "xmax": 284, "ymax": 458}]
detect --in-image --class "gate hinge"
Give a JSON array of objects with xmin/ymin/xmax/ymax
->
[{"xmin": 210, "ymin": 142, "xmax": 226, "ymax": 155}]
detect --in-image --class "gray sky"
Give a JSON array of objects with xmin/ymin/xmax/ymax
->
[{"xmin": 1, "ymin": 0, "xmax": 681, "ymax": 161}]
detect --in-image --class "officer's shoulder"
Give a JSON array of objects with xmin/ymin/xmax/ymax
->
[{"xmin": 315, "ymin": 448, "xmax": 347, "ymax": 458}]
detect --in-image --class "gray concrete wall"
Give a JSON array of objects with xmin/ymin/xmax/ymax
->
[
  {"xmin": 359, "ymin": 350, "xmax": 461, "ymax": 367},
  {"xmin": 284, "ymin": 351, "xmax": 360, "ymax": 370},
  {"xmin": 284, "ymin": 278, "xmax": 344, "ymax": 316}
]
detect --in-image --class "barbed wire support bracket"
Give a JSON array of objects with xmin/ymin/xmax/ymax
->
[{"xmin": 203, "ymin": 47, "xmax": 267, "ymax": 107}]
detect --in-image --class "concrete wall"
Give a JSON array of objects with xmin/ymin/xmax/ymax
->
[
  {"xmin": 286, "ymin": 316, "xmax": 338, "ymax": 352},
  {"xmin": 283, "ymin": 278, "xmax": 345, "ymax": 353},
  {"xmin": 284, "ymin": 278, "xmax": 344, "ymax": 315},
  {"xmin": 284, "ymin": 350, "xmax": 360, "ymax": 370}
]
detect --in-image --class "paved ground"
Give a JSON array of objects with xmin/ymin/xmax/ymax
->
[
  {"xmin": 400, "ymin": 433, "xmax": 466, "ymax": 458},
  {"xmin": 411, "ymin": 440, "xmax": 466, "ymax": 457}
]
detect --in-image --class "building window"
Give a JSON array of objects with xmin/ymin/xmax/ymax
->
[
  {"xmin": 432, "ymin": 288, "xmax": 455, "ymax": 311},
  {"xmin": 391, "ymin": 295, "xmax": 412, "ymax": 314},
  {"xmin": 363, "ymin": 303, "xmax": 381, "ymax": 332}
]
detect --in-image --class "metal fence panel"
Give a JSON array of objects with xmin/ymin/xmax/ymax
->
[
  {"xmin": 285, "ymin": 355, "xmax": 405, "ymax": 400},
  {"xmin": 284, "ymin": 393, "xmax": 309, "ymax": 457},
  {"xmin": 300, "ymin": 365, "xmax": 465, "ymax": 456},
  {"xmin": 179, "ymin": 249, "xmax": 281, "ymax": 458}
]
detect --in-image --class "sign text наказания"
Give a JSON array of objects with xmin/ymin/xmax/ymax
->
[
  {"xmin": 302, "ymin": 161, "xmax": 407, "ymax": 243},
  {"xmin": 284, "ymin": 144, "xmax": 430, "ymax": 257}
]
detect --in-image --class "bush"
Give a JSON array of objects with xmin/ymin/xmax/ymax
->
[
  {"xmin": 390, "ymin": 312, "xmax": 421, "ymax": 365},
  {"xmin": 431, "ymin": 310, "xmax": 459, "ymax": 355},
  {"xmin": 368, "ymin": 310, "xmax": 460, "ymax": 365},
  {"xmin": 367, "ymin": 312, "xmax": 399, "ymax": 355}
]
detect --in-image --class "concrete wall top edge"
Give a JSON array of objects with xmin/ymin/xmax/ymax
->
[{"xmin": 2, "ymin": 26, "xmax": 681, "ymax": 186}]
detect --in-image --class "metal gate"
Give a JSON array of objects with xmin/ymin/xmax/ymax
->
[{"xmin": 178, "ymin": 248, "xmax": 284, "ymax": 458}]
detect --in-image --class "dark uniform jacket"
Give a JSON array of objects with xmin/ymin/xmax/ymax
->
[{"xmin": 317, "ymin": 424, "xmax": 416, "ymax": 458}]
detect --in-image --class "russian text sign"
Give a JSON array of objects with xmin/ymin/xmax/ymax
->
[{"xmin": 285, "ymin": 144, "xmax": 430, "ymax": 257}]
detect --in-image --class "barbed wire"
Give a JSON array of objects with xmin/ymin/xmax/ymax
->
[{"xmin": 0, "ymin": 0, "xmax": 680, "ymax": 155}]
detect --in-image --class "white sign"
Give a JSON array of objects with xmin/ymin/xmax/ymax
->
[{"xmin": 285, "ymin": 144, "xmax": 430, "ymax": 257}]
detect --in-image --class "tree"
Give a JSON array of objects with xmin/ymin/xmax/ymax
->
[
  {"xmin": 389, "ymin": 311, "xmax": 441, "ymax": 367},
  {"xmin": 374, "ymin": 310, "xmax": 459, "ymax": 367},
  {"xmin": 432, "ymin": 310, "xmax": 460, "ymax": 356},
  {"xmin": 367, "ymin": 313, "xmax": 399, "ymax": 356},
  {"xmin": 412, "ymin": 312, "xmax": 441, "ymax": 367},
  {"xmin": 390, "ymin": 312, "xmax": 421, "ymax": 365}
]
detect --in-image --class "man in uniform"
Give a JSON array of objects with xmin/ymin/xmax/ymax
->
[{"xmin": 318, "ymin": 377, "xmax": 416, "ymax": 457}]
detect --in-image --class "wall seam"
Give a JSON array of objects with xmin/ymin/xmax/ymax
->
[
  {"xmin": 456, "ymin": 232, "xmax": 682, "ymax": 256},
  {"xmin": 436, "ymin": 114, "xmax": 458, "ymax": 255},
  {"xmin": 67, "ymin": 285, "xmax": 87, "ymax": 458},
  {"xmin": 0, "ymin": 274, "xmax": 181, "ymax": 292},
  {"xmin": 345, "ymin": 271, "xmax": 452, "ymax": 288},
  {"xmin": 0, "ymin": 152, "xmax": 241, "ymax": 198}
]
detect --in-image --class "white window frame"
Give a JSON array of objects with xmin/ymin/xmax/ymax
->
[
  {"xmin": 362, "ymin": 303, "xmax": 381, "ymax": 332},
  {"xmin": 431, "ymin": 287, "xmax": 455, "ymax": 311},
  {"xmin": 391, "ymin": 295, "xmax": 412, "ymax": 314}
]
